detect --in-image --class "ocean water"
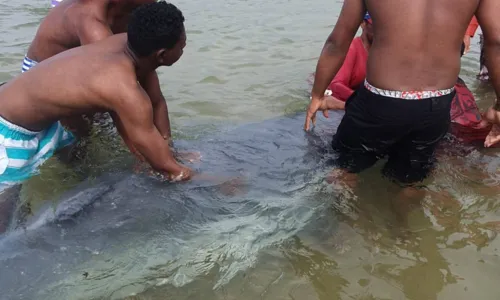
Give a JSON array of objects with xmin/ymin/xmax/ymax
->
[{"xmin": 0, "ymin": 1, "xmax": 499, "ymax": 299}]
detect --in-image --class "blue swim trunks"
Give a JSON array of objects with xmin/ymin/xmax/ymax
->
[
  {"xmin": 21, "ymin": 56, "xmax": 38, "ymax": 73},
  {"xmin": 51, "ymin": 0, "xmax": 63, "ymax": 7},
  {"xmin": 0, "ymin": 116, "xmax": 75, "ymax": 187}
]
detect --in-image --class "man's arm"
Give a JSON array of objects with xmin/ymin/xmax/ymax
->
[
  {"xmin": 311, "ymin": 0, "xmax": 366, "ymax": 100},
  {"xmin": 329, "ymin": 41, "xmax": 358, "ymax": 101},
  {"xmin": 476, "ymin": 0, "xmax": 500, "ymax": 147},
  {"xmin": 138, "ymin": 71, "xmax": 172, "ymax": 140},
  {"xmin": 113, "ymin": 80, "xmax": 189, "ymax": 179},
  {"xmin": 109, "ymin": 111, "xmax": 145, "ymax": 162},
  {"xmin": 476, "ymin": 0, "xmax": 500, "ymax": 107},
  {"xmin": 305, "ymin": 0, "xmax": 365, "ymax": 130},
  {"xmin": 77, "ymin": 17, "xmax": 113, "ymax": 45}
]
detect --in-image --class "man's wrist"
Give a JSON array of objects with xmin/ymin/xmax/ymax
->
[{"xmin": 163, "ymin": 135, "xmax": 174, "ymax": 147}]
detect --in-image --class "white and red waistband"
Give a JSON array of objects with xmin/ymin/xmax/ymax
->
[{"xmin": 364, "ymin": 80, "xmax": 455, "ymax": 100}]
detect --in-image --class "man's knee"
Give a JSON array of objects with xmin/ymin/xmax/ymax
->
[{"xmin": 383, "ymin": 158, "xmax": 435, "ymax": 185}]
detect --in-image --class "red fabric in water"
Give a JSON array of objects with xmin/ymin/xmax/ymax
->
[
  {"xmin": 449, "ymin": 79, "xmax": 491, "ymax": 143},
  {"xmin": 308, "ymin": 37, "xmax": 367, "ymax": 102},
  {"xmin": 327, "ymin": 37, "xmax": 368, "ymax": 101}
]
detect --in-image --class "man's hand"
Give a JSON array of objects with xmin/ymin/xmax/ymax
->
[
  {"xmin": 484, "ymin": 105, "xmax": 500, "ymax": 124},
  {"xmin": 167, "ymin": 165, "xmax": 193, "ymax": 182},
  {"xmin": 463, "ymin": 35, "xmax": 472, "ymax": 55},
  {"xmin": 484, "ymin": 106, "xmax": 500, "ymax": 147},
  {"xmin": 485, "ymin": 124, "xmax": 500, "ymax": 147},
  {"xmin": 304, "ymin": 95, "xmax": 345, "ymax": 131}
]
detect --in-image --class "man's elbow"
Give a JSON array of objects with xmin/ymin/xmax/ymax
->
[{"xmin": 323, "ymin": 33, "xmax": 351, "ymax": 56}]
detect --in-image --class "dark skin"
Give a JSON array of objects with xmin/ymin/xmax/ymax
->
[
  {"xmin": 0, "ymin": 33, "xmax": 191, "ymax": 181},
  {"xmin": 305, "ymin": 0, "xmax": 500, "ymax": 146},
  {"xmin": 26, "ymin": 0, "xmax": 173, "ymax": 153}
]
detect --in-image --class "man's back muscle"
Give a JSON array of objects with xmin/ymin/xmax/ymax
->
[{"xmin": 365, "ymin": 0, "xmax": 479, "ymax": 91}]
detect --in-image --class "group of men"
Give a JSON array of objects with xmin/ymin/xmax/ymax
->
[
  {"xmin": 0, "ymin": 0, "xmax": 192, "ymax": 187},
  {"xmin": 0, "ymin": 0, "xmax": 499, "ymax": 190},
  {"xmin": 305, "ymin": 0, "xmax": 500, "ymax": 185}
]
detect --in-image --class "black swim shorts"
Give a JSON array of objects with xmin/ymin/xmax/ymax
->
[{"xmin": 332, "ymin": 84, "xmax": 455, "ymax": 184}]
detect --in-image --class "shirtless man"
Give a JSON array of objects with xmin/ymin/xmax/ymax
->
[
  {"xmin": 23, "ymin": 0, "xmax": 153, "ymax": 71},
  {"xmin": 0, "ymin": 1, "xmax": 192, "ymax": 186},
  {"xmin": 305, "ymin": 0, "xmax": 500, "ymax": 184},
  {"xmin": 22, "ymin": 0, "xmax": 174, "ymax": 152}
]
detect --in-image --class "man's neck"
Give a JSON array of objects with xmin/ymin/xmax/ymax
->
[{"xmin": 124, "ymin": 42, "xmax": 157, "ymax": 78}]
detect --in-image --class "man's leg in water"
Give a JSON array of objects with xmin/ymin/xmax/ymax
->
[
  {"xmin": 327, "ymin": 85, "xmax": 415, "ymax": 192},
  {"xmin": 57, "ymin": 114, "xmax": 94, "ymax": 164},
  {"xmin": 383, "ymin": 93, "xmax": 454, "ymax": 225},
  {"xmin": 60, "ymin": 115, "xmax": 92, "ymax": 139}
]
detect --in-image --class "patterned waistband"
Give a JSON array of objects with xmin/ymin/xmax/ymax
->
[
  {"xmin": 21, "ymin": 56, "xmax": 38, "ymax": 73},
  {"xmin": 364, "ymin": 80, "xmax": 455, "ymax": 100}
]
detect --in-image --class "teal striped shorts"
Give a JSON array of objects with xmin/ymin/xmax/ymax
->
[{"xmin": 0, "ymin": 116, "xmax": 75, "ymax": 188}]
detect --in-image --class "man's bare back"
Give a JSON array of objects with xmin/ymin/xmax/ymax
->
[
  {"xmin": 3, "ymin": 35, "xmax": 134, "ymax": 131},
  {"xmin": 365, "ymin": 0, "xmax": 478, "ymax": 91},
  {"xmin": 26, "ymin": 0, "xmax": 144, "ymax": 63}
]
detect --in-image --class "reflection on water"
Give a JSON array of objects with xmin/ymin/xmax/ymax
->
[{"xmin": 0, "ymin": 0, "xmax": 500, "ymax": 300}]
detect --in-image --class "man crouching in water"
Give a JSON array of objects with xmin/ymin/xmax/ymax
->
[
  {"xmin": 0, "ymin": 1, "xmax": 192, "ymax": 185},
  {"xmin": 22, "ymin": 0, "xmax": 177, "ymax": 156}
]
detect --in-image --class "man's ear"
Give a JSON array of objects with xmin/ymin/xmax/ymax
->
[{"xmin": 156, "ymin": 49, "xmax": 167, "ymax": 64}]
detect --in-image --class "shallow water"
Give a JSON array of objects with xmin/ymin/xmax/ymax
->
[{"xmin": 1, "ymin": 0, "xmax": 500, "ymax": 300}]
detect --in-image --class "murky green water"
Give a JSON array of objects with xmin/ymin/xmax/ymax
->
[{"xmin": 1, "ymin": 0, "xmax": 500, "ymax": 299}]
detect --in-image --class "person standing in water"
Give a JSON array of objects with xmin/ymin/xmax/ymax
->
[
  {"xmin": 324, "ymin": 13, "xmax": 373, "ymax": 102},
  {"xmin": 0, "ymin": 1, "xmax": 192, "ymax": 186},
  {"xmin": 305, "ymin": 0, "xmax": 500, "ymax": 184},
  {"xmin": 22, "ymin": 0, "xmax": 175, "ymax": 156},
  {"xmin": 314, "ymin": 13, "xmax": 496, "ymax": 147}
]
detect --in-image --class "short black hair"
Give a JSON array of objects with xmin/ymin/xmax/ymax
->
[{"xmin": 127, "ymin": 1, "xmax": 185, "ymax": 57}]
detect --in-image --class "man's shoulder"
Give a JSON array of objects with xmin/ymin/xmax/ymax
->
[
  {"xmin": 96, "ymin": 61, "xmax": 144, "ymax": 103},
  {"xmin": 99, "ymin": 61, "xmax": 138, "ymax": 92}
]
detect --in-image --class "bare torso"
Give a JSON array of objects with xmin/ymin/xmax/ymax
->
[
  {"xmin": 365, "ymin": 0, "xmax": 479, "ymax": 91},
  {"xmin": 26, "ymin": 0, "xmax": 129, "ymax": 62},
  {"xmin": 1, "ymin": 34, "xmax": 136, "ymax": 131}
]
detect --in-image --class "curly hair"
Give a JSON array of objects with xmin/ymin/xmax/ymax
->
[{"xmin": 127, "ymin": 1, "xmax": 185, "ymax": 57}]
